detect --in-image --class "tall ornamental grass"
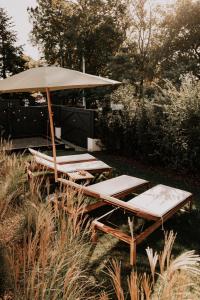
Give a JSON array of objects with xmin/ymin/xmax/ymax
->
[
  {"xmin": 0, "ymin": 145, "xmax": 99, "ymax": 299},
  {"xmin": 6, "ymin": 200, "xmax": 97, "ymax": 300},
  {"xmin": 0, "ymin": 142, "xmax": 199, "ymax": 299},
  {"xmin": 107, "ymin": 231, "xmax": 200, "ymax": 300}
]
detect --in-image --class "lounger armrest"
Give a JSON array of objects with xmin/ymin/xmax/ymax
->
[
  {"xmin": 58, "ymin": 178, "xmax": 82, "ymax": 189},
  {"xmin": 58, "ymin": 177, "xmax": 91, "ymax": 192},
  {"xmin": 29, "ymin": 148, "xmax": 53, "ymax": 162},
  {"xmin": 28, "ymin": 148, "xmax": 38, "ymax": 156},
  {"xmin": 58, "ymin": 178, "xmax": 100, "ymax": 198}
]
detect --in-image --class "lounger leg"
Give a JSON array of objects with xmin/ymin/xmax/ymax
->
[
  {"xmin": 130, "ymin": 240, "xmax": 136, "ymax": 266},
  {"xmin": 108, "ymin": 169, "xmax": 112, "ymax": 178},
  {"xmin": 91, "ymin": 224, "xmax": 98, "ymax": 243}
]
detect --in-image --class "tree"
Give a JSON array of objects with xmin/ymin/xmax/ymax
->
[
  {"xmin": 158, "ymin": 0, "xmax": 200, "ymax": 82},
  {"xmin": 108, "ymin": 0, "xmax": 160, "ymax": 97},
  {"xmin": 28, "ymin": 0, "xmax": 129, "ymax": 75},
  {"xmin": 107, "ymin": 42, "xmax": 138, "ymax": 83},
  {"xmin": 128, "ymin": 0, "xmax": 159, "ymax": 97},
  {"xmin": 0, "ymin": 8, "xmax": 26, "ymax": 78}
]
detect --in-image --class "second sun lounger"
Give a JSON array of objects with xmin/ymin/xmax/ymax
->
[{"xmin": 91, "ymin": 184, "xmax": 193, "ymax": 265}]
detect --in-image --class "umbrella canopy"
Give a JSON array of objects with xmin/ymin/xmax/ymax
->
[
  {"xmin": 0, "ymin": 66, "xmax": 120, "ymax": 93},
  {"xmin": 0, "ymin": 66, "xmax": 120, "ymax": 182}
]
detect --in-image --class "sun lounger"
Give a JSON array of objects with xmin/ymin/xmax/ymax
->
[
  {"xmin": 58, "ymin": 175, "xmax": 150, "ymax": 212},
  {"xmin": 33, "ymin": 156, "xmax": 112, "ymax": 176},
  {"xmin": 29, "ymin": 148, "xmax": 96, "ymax": 164},
  {"xmin": 91, "ymin": 184, "xmax": 193, "ymax": 265}
]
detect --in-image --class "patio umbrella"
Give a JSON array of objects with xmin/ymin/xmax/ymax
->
[{"xmin": 0, "ymin": 66, "xmax": 120, "ymax": 181}]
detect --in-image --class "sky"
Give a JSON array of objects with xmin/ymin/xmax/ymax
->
[
  {"xmin": 0, "ymin": 0, "xmax": 39, "ymax": 60},
  {"xmin": 0, "ymin": 0, "xmax": 174, "ymax": 61}
]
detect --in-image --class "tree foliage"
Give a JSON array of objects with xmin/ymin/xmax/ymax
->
[
  {"xmin": 108, "ymin": 0, "xmax": 200, "ymax": 90},
  {"xmin": 28, "ymin": 0, "xmax": 129, "ymax": 75},
  {"xmin": 0, "ymin": 8, "xmax": 26, "ymax": 79},
  {"xmin": 28, "ymin": 0, "xmax": 200, "ymax": 87},
  {"xmin": 157, "ymin": 0, "xmax": 200, "ymax": 82},
  {"xmin": 108, "ymin": 0, "xmax": 162, "ymax": 96},
  {"xmin": 129, "ymin": 0, "xmax": 158, "ymax": 95}
]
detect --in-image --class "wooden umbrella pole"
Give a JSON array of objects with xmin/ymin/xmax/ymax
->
[{"xmin": 46, "ymin": 87, "xmax": 58, "ymax": 182}]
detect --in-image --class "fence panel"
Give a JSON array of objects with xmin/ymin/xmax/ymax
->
[{"xmin": 54, "ymin": 106, "xmax": 95, "ymax": 148}]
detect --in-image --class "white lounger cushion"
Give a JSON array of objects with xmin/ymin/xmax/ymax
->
[
  {"xmin": 35, "ymin": 156, "xmax": 111, "ymax": 173},
  {"xmin": 128, "ymin": 184, "xmax": 192, "ymax": 218},
  {"xmin": 86, "ymin": 175, "xmax": 148, "ymax": 196},
  {"xmin": 29, "ymin": 148, "xmax": 96, "ymax": 164}
]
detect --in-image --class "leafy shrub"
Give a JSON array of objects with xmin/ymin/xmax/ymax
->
[
  {"xmin": 159, "ymin": 74, "xmax": 200, "ymax": 170},
  {"xmin": 97, "ymin": 75, "xmax": 200, "ymax": 172}
]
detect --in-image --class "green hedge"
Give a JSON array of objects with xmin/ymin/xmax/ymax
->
[{"xmin": 97, "ymin": 75, "xmax": 200, "ymax": 173}]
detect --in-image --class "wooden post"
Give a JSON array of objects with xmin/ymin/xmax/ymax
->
[{"xmin": 46, "ymin": 87, "xmax": 58, "ymax": 182}]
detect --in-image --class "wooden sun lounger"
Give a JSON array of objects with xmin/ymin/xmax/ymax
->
[
  {"xmin": 29, "ymin": 148, "xmax": 96, "ymax": 164},
  {"xmin": 33, "ymin": 156, "xmax": 112, "ymax": 177},
  {"xmin": 91, "ymin": 184, "xmax": 193, "ymax": 265},
  {"xmin": 58, "ymin": 175, "xmax": 150, "ymax": 212}
]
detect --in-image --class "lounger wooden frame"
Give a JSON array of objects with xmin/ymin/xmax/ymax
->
[{"xmin": 91, "ymin": 194, "xmax": 193, "ymax": 266}]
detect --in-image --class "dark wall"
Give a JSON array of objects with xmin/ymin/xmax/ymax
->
[{"xmin": 10, "ymin": 106, "xmax": 48, "ymax": 137}]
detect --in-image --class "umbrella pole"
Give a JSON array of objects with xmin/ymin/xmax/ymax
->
[{"xmin": 46, "ymin": 88, "xmax": 58, "ymax": 182}]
